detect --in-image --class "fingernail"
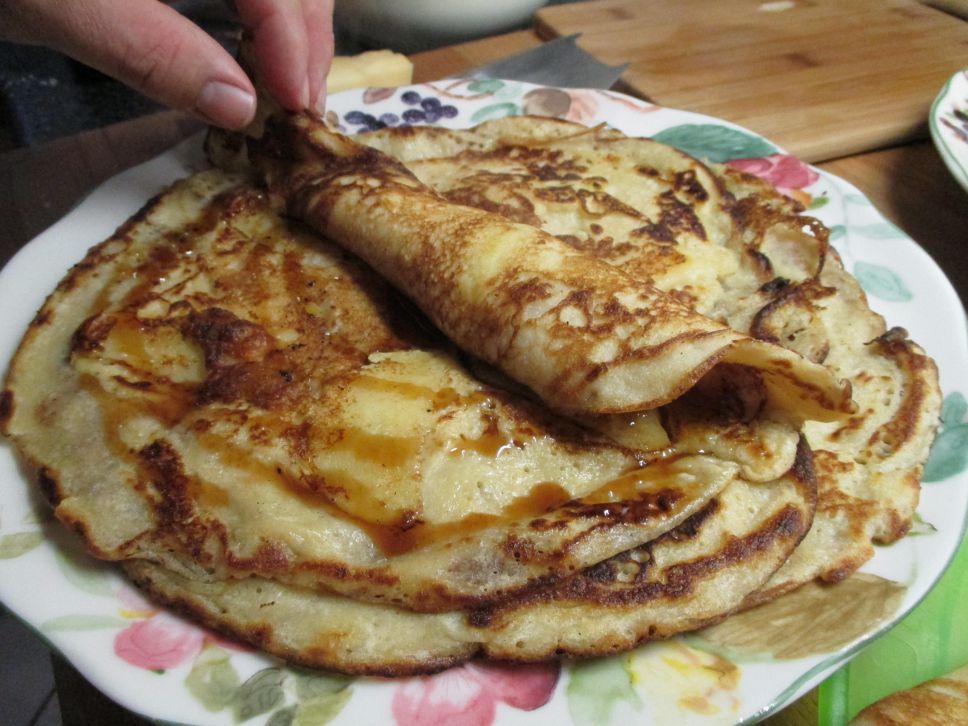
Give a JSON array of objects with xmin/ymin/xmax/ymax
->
[
  {"xmin": 299, "ymin": 77, "xmax": 311, "ymax": 110},
  {"xmin": 313, "ymin": 81, "xmax": 328, "ymax": 116},
  {"xmin": 196, "ymin": 81, "xmax": 256, "ymax": 129}
]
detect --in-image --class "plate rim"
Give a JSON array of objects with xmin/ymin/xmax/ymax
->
[
  {"xmin": 929, "ymin": 68, "xmax": 968, "ymax": 192},
  {"xmin": 0, "ymin": 80, "xmax": 965, "ymax": 726}
]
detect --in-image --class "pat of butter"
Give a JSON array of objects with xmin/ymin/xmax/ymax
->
[{"xmin": 327, "ymin": 51, "xmax": 414, "ymax": 93}]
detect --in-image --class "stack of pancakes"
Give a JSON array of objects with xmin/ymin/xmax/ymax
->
[{"xmin": 0, "ymin": 112, "xmax": 940, "ymax": 675}]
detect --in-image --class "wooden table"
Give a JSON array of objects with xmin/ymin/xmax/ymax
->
[
  {"xmin": 1, "ymin": 25, "xmax": 965, "ymax": 726},
  {"xmin": 1, "ymin": 30, "xmax": 964, "ymax": 293}
]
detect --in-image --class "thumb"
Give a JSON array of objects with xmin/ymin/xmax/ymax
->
[{"xmin": 4, "ymin": 0, "xmax": 257, "ymax": 129}]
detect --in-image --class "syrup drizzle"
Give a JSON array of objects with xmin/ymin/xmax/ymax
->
[{"xmin": 71, "ymin": 192, "xmax": 691, "ymax": 560}]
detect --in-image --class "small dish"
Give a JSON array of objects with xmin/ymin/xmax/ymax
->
[{"xmin": 930, "ymin": 68, "xmax": 968, "ymax": 192}]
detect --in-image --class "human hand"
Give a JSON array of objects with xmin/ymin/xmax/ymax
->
[{"xmin": 0, "ymin": 0, "xmax": 334, "ymax": 129}]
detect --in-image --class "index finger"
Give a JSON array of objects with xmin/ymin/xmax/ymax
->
[
  {"xmin": 237, "ymin": 0, "xmax": 332, "ymax": 112},
  {"xmin": 301, "ymin": 0, "xmax": 335, "ymax": 112}
]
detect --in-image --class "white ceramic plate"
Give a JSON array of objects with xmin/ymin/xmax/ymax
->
[
  {"xmin": 931, "ymin": 68, "xmax": 968, "ymax": 192},
  {"xmin": 1, "ymin": 83, "xmax": 966, "ymax": 726}
]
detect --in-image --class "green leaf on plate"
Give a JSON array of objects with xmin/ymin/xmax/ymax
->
[
  {"xmin": 651, "ymin": 124, "xmax": 776, "ymax": 163},
  {"xmin": 493, "ymin": 81, "xmax": 523, "ymax": 101},
  {"xmin": 292, "ymin": 691, "xmax": 353, "ymax": 726},
  {"xmin": 567, "ymin": 656, "xmax": 642, "ymax": 726},
  {"xmin": 907, "ymin": 513, "xmax": 938, "ymax": 536},
  {"xmin": 54, "ymin": 547, "xmax": 116, "ymax": 597},
  {"xmin": 808, "ymin": 195, "xmax": 830, "ymax": 210},
  {"xmin": 21, "ymin": 506, "xmax": 53, "ymax": 526},
  {"xmin": 266, "ymin": 705, "xmax": 296, "ymax": 726},
  {"xmin": 470, "ymin": 102, "xmax": 519, "ymax": 124},
  {"xmin": 923, "ymin": 423, "xmax": 968, "ymax": 482},
  {"xmin": 828, "ymin": 224, "xmax": 846, "ymax": 241},
  {"xmin": 232, "ymin": 667, "xmax": 286, "ymax": 723},
  {"xmin": 853, "ymin": 261, "xmax": 913, "ymax": 302},
  {"xmin": 940, "ymin": 391, "xmax": 968, "ymax": 428},
  {"xmin": 467, "ymin": 79, "xmax": 505, "ymax": 94},
  {"xmin": 850, "ymin": 222, "xmax": 905, "ymax": 239},
  {"xmin": 41, "ymin": 614, "xmax": 127, "ymax": 631},
  {"xmin": 185, "ymin": 646, "xmax": 242, "ymax": 712},
  {"xmin": 0, "ymin": 531, "xmax": 44, "ymax": 559},
  {"xmin": 701, "ymin": 574, "xmax": 905, "ymax": 659},
  {"xmin": 292, "ymin": 669, "xmax": 352, "ymax": 701}
]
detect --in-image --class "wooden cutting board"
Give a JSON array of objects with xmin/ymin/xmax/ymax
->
[{"xmin": 535, "ymin": 0, "xmax": 968, "ymax": 161}]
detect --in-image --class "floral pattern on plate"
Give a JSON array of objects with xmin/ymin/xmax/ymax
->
[
  {"xmin": 392, "ymin": 662, "xmax": 559, "ymax": 726},
  {"xmin": 1, "ymin": 81, "xmax": 967, "ymax": 726},
  {"xmin": 930, "ymin": 68, "xmax": 968, "ymax": 192}
]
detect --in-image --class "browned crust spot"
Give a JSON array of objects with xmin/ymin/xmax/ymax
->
[
  {"xmin": 36, "ymin": 466, "xmax": 63, "ymax": 509},
  {"xmin": 865, "ymin": 327, "xmax": 938, "ymax": 462},
  {"xmin": 0, "ymin": 390, "xmax": 13, "ymax": 430},
  {"xmin": 750, "ymin": 279, "xmax": 836, "ymax": 362},
  {"xmin": 476, "ymin": 467, "xmax": 811, "ymax": 629}
]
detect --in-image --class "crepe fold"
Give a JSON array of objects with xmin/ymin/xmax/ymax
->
[
  {"xmin": 2, "ymin": 106, "xmax": 941, "ymax": 677},
  {"xmin": 251, "ymin": 113, "xmax": 852, "ymax": 421}
]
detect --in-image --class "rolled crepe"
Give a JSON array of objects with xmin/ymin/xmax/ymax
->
[{"xmin": 251, "ymin": 112, "xmax": 852, "ymax": 420}]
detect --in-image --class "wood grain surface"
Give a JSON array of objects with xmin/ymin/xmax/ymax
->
[{"xmin": 535, "ymin": 0, "xmax": 968, "ymax": 162}]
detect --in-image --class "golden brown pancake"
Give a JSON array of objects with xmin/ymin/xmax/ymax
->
[
  {"xmin": 354, "ymin": 117, "xmax": 941, "ymax": 596},
  {"xmin": 123, "ymin": 444, "xmax": 815, "ymax": 675},
  {"xmin": 250, "ymin": 113, "xmax": 853, "ymax": 422},
  {"xmin": 720, "ymin": 167, "xmax": 941, "ymax": 600},
  {"xmin": 1, "ymin": 106, "xmax": 940, "ymax": 676},
  {"xmin": 1, "ymin": 171, "xmax": 750, "ymax": 612}
]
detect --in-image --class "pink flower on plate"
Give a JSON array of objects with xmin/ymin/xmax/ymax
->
[
  {"xmin": 563, "ymin": 90, "xmax": 601, "ymax": 125},
  {"xmin": 114, "ymin": 612, "xmax": 206, "ymax": 671},
  {"xmin": 116, "ymin": 585, "xmax": 156, "ymax": 615},
  {"xmin": 114, "ymin": 584, "xmax": 252, "ymax": 658},
  {"xmin": 726, "ymin": 153, "xmax": 819, "ymax": 195},
  {"xmin": 392, "ymin": 662, "xmax": 559, "ymax": 726}
]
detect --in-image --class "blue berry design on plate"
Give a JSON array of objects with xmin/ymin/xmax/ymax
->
[
  {"xmin": 343, "ymin": 90, "xmax": 459, "ymax": 130},
  {"xmin": 400, "ymin": 90, "xmax": 459, "ymax": 124},
  {"xmin": 343, "ymin": 109, "xmax": 393, "ymax": 131}
]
